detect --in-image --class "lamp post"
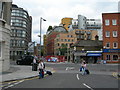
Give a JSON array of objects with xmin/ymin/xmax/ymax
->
[{"xmin": 38, "ymin": 17, "xmax": 46, "ymax": 59}]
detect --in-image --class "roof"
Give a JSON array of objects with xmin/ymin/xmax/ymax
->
[{"xmin": 74, "ymin": 40, "xmax": 103, "ymax": 47}]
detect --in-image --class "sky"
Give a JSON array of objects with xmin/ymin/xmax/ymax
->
[{"xmin": 12, "ymin": 0, "xmax": 119, "ymax": 45}]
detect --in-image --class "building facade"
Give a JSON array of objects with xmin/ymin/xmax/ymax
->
[
  {"xmin": 78, "ymin": 15, "xmax": 87, "ymax": 30},
  {"xmin": 102, "ymin": 13, "xmax": 120, "ymax": 63},
  {"xmin": 10, "ymin": 4, "xmax": 32, "ymax": 60},
  {"xmin": 60, "ymin": 17, "xmax": 73, "ymax": 31},
  {"xmin": 54, "ymin": 29, "xmax": 98, "ymax": 62},
  {"xmin": 70, "ymin": 39, "xmax": 102, "ymax": 63},
  {"xmin": 43, "ymin": 35, "xmax": 47, "ymax": 56},
  {"xmin": 46, "ymin": 26, "xmax": 67, "ymax": 55},
  {"xmin": 0, "ymin": 1, "xmax": 12, "ymax": 72}
]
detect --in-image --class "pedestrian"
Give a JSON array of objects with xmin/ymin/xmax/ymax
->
[
  {"xmin": 38, "ymin": 60, "xmax": 44, "ymax": 79},
  {"xmin": 81, "ymin": 60, "xmax": 86, "ymax": 75}
]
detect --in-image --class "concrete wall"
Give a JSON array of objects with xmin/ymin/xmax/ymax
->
[
  {"xmin": 0, "ymin": 1, "xmax": 12, "ymax": 72},
  {"xmin": 0, "ymin": 22, "xmax": 11, "ymax": 72}
]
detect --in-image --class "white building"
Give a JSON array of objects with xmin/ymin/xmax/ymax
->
[
  {"xmin": 77, "ymin": 15, "xmax": 102, "ymax": 40},
  {"xmin": 86, "ymin": 19, "xmax": 102, "ymax": 40},
  {"xmin": 0, "ymin": 1, "xmax": 12, "ymax": 72},
  {"xmin": 78, "ymin": 15, "xmax": 87, "ymax": 29}
]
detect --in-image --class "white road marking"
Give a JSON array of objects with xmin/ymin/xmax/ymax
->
[
  {"xmin": 66, "ymin": 67, "xmax": 75, "ymax": 70},
  {"xmin": 14, "ymin": 80, "xmax": 24, "ymax": 85},
  {"xmin": 66, "ymin": 67, "xmax": 68, "ymax": 70},
  {"xmin": 4, "ymin": 80, "xmax": 24, "ymax": 89},
  {"xmin": 83, "ymin": 83, "xmax": 94, "ymax": 90},
  {"xmin": 77, "ymin": 74, "xmax": 79, "ymax": 80},
  {"xmin": 4, "ymin": 84, "xmax": 14, "ymax": 89}
]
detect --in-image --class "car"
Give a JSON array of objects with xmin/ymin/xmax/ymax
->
[{"xmin": 16, "ymin": 55, "xmax": 34, "ymax": 65}]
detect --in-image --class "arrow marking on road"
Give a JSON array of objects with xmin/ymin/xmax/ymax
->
[
  {"xmin": 77, "ymin": 74, "xmax": 79, "ymax": 80},
  {"xmin": 66, "ymin": 67, "xmax": 68, "ymax": 70},
  {"xmin": 83, "ymin": 83, "xmax": 94, "ymax": 90}
]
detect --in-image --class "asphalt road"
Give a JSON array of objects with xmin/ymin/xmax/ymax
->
[{"xmin": 2, "ymin": 63, "xmax": 120, "ymax": 90}]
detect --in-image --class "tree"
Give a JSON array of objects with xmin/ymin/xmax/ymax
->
[
  {"xmin": 59, "ymin": 44, "xmax": 67, "ymax": 55},
  {"xmin": 47, "ymin": 26, "xmax": 53, "ymax": 32}
]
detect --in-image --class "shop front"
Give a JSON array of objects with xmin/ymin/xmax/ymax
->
[
  {"xmin": 87, "ymin": 51, "xmax": 102, "ymax": 63},
  {"xmin": 74, "ymin": 51, "xmax": 87, "ymax": 63},
  {"xmin": 103, "ymin": 49, "xmax": 120, "ymax": 63}
]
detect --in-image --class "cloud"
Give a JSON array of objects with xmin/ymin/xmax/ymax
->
[{"xmin": 13, "ymin": 0, "xmax": 119, "ymax": 44}]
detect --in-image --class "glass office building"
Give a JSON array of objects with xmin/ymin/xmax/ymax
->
[{"xmin": 10, "ymin": 4, "xmax": 32, "ymax": 60}]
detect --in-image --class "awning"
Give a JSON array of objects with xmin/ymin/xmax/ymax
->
[{"xmin": 87, "ymin": 53, "xmax": 102, "ymax": 56}]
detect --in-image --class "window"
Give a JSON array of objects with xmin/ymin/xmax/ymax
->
[
  {"xmin": 113, "ymin": 55, "xmax": 118, "ymax": 60},
  {"xmin": 106, "ymin": 31, "xmax": 110, "ymax": 37},
  {"xmin": 105, "ymin": 20, "xmax": 109, "ymax": 26},
  {"xmin": 113, "ymin": 42, "xmax": 118, "ymax": 48},
  {"xmin": 112, "ymin": 19, "xmax": 117, "ymax": 25},
  {"xmin": 106, "ymin": 55, "xmax": 110, "ymax": 60},
  {"xmin": 113, "ymin": 31, "xmax": 117, "ymax": 37},
  {"xmin": 106, "ymin": 42, "xmax": 110, "ymax": 48},
  {"xmin": 67, "ymin": 35, "xmax": 69, "ymax": 37},
  {"xmin": 61, "ymin": 39, "xmax": 63, "ymax": 42},
  {"xmin": 64, "ymin": 39, "xmax": 67, "ymax": 42},
  {"xmin": 0, "ymin": 2, "xmax": 3, "ymax": 18},
  {"xmin": 68, "ymin": 39, "xmax": 70, "ymax": 42}
]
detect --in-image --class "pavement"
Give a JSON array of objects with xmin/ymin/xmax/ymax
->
[{"xmin": 0, "ymin": 64, "xmax": 54, "ymax": 83}]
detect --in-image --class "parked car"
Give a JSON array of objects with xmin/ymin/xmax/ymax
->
[{"xmin": 16, "ymin": 55, "xmax": 34, "ymax": 65}]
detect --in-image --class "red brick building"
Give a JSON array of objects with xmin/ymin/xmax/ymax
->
[
  {"xmin": 46, "ymin": 32, "xmax": 60, "ymax": 55},
  {"xmin": 102, "ymin": 13, "xmax": 120, "ymax": 63}
]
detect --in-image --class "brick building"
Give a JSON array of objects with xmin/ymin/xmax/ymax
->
[{"xmin": 102, "ymin": 13, "xmax": 120, "ymax": 63}]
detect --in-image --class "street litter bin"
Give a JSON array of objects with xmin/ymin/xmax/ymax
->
[{"xmin": 32, "ymin": 63, "xmax": 38, "ymax": 71}]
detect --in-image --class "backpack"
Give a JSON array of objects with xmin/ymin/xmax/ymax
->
[{"xmin": 85, "ymin": 69, "xmax": 90, "ymax": 74}]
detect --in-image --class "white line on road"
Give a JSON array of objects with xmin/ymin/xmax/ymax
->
[
  {"xmin": 76, "ymin": 74, "xmax": 79, "ymax": 80},
  {"xmin": 4, "ymin": 80, "xmax": 24, "ymax": 89},
  {"xmin": 83, "ymin": 83, "xmax": 94, "ymax": 90},
  {"xmin": 66, "ymin": 67, "xmax": 68, "ymax": 70}
]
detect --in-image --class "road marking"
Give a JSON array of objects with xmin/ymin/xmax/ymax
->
[
  {"xmin": 76, "ymin": 74, "xmax": 79, "ymax": 80},
  {"xmin": 4, "ymin": 80, "xmax": 24, "ymax": 89},
  {"xmin": 66, "ymin": 67, "xmax": 75, "ymax": 70},
  {"xmin": 0, "ymin": 70, "xmax": 56, "ymax": 85},
  {"xmin": 66, "ymin": 67, "xmax": 68, "ymax": 70},
  {"xmin": 83, "ymin": 83, "xmax": 94, "ymax": 90}
]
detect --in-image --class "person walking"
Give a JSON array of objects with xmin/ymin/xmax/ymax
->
[
  {"xmin": 81, "ymin": 60, "xmax": 86, "ymax": 75},
  {"xmin": 38, "ymin": 60, "xmax": 44, "ymax": 79}
]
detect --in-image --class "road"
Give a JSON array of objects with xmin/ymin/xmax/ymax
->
[{"xmin": 2, "ymin": 63, "xmax": 120, "ymax": 89}]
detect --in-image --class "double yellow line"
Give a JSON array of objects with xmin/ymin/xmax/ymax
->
[{"xmin": 0, "ymin": 70, "xmax": 56, "ymax": 88}]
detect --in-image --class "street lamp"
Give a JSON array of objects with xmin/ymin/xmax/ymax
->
[{"xmin": 38, "ymin": 17, "xmax": 46, "ymax": 59}]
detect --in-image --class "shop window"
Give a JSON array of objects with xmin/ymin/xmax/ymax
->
[
  {"xmin": 113, "ymin": 55, "xmax": 118, "ymax": 60},
  {"xmin": 106, "ymin": 55, "xmax": 110, "ymax": 60}
]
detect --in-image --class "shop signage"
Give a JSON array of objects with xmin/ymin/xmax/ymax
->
[
  {"xmin": 103, "ymin": 49, "xmax": 120, "ymax": 53},
  {"xmin": 74, "ymin": 52, "xmax": 86, "ymax": 56},
  {"xmin": 87, "ymin": 53, "xmax": 102, "ymax": 56}
]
